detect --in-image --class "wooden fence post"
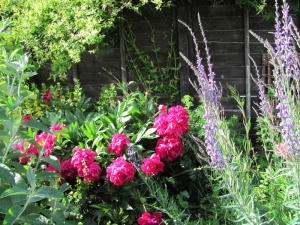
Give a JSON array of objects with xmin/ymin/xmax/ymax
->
[
  {"xmin": 244, "ymin": 4, "xmax": 251, "ymax": 119},
  {"xmin": 177, "ymin": 0, "xmax": 192, "ymax": 100},
  {"xmin": 119, "ymin": 12, "xmax": 127, "ymax": 97}
]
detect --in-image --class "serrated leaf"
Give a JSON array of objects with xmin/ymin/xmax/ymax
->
[
  {"xmin": 0, "ymin": 163, "xmax": 15, "ymax": 186},
  {"xmin": 35, "ymin": 186, "xmax": 64, "ymax": 199}
]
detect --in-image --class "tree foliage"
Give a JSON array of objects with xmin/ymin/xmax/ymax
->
[{"xmin": 0, "ymin": 0, "xmax": 172, "ymax": 80}]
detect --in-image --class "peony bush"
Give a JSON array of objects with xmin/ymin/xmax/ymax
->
[{"xmin": 0, "ymin": 28, "xmax": 192, "ymax": 223}]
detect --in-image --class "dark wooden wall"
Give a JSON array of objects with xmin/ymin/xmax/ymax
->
[{"xmin": 34, "ymin": 1, "xmax": 299, "ymax": 118}]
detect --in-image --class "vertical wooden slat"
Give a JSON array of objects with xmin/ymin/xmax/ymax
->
[
  {"xmin": 177, "ymin": 0, "xmax": 191, "ymax": 100},
  {"xmin": 119, "ymin": 12, "xmax": 127, "ymax": 96},
  {"xmin": 172, "ymin": 5, "xmax": 180, "ymax": 104},
  {"xmin": 244, "ymin": 4, "xmax": 251, "ymax": 119}
]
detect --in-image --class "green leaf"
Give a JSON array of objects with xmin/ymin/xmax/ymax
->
[
  {"xmin": 26, "ymin": 167, "xmax": 35, "ymax": 188},
  {"xmin": 142, "ymin": 128, "xmax": 157, "ymax": 138},
  {"xmin": 75, "ymin": 108, "xmax": 85, "ymax": 123},
  {"xmin": 36, "ymin": 171, "xmax": 61, "ymax": 181},
  {"xmin": 134, "ymin": 126, "xmax": 147, "ymax": 144},
  {"xmin": 117, "ymin": 101, "xmax": 126, "ymax": 116},
  {"xmin": 3, "ymin": 205, "xmax": 23, "ymax": 225},
  {"xmin": 118, "ymin": 116, "xmax": 131, "ymax": 123},
  {"xmin": 0, "ymin": 187, "xmax": 28, "ymax": 198},
  {"xmin": 0, "ymin": 163, "xmax": 15, "ymax": 186},
  {"xmin": 0, "ymin": 108, "xmax": 8, "ymax": 120},
  {"xmin": 0, "ymin": 198, "xmax": 12, "ymax": 214},
  {"xmin": 180, "ymin": 190, "xmax": 190, "ymax": 199},
  {"xmin": 41, "ymin": 155, "xmax": 61, "ymax": 171},
  {"xmin": 20, "ymin": 213, "xmax": 49, "ymax": 225},
  {"xmin": 0, "ymin": 82, "xmax": 9, "ymax": 95},
  {"xmin": 14, "ymin": 173, "xmax": 27, "ymax": 189},
  {"xmin": 22, "ymin": 120, "xmax": 49, "ymax": 132},
  {"xmin": 51, "ymin": 209, "xmax": 67, "ymax": 224},
  {"xmin": 28, "ymin": 196, "xmax": 45, "ymax": 204},
  {"xmin": 35, "ymin": 186, "xmax": 64, "ymax": 199},
  {"xmin": 10, "ymin": 117, "xmax": 22, "ymax": 137},
  {"xmin": 11, "ymin": 194, "xmax": 27, "ymax": 205},
  {"xmin": 59, "ymin": 182, "xmax": 70, "ymax": 193}
]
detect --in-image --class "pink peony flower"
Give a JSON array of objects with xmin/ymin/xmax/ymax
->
[
  {"xmin": 15, "ymin": 141, "xmax": 39, "ymax": 163},
  {"xmin": 108, "ymin": 134, "xmax": 128, "ymax": 156},
  {"xmin": 22, "ymin": 115, "xmax": 33, "ymax": 122},
  {"xmin": 61, "ymin": 159, "xmax": 78, "ymax": 180},
  {"xmin": 165, "ymin": 105, "xmax": 189, "ymax": 137},
  {"xmin": 43, "ymin": 89, "xmax": 52, "ymax": 104},
  {"xmin": 71, "ymin": 148, "xmax": 96, "ymax": 167},
  {"xmin": 155, "ymin": 134, "xmax": 183, "ymax": 162},
  {"xmin": 153, "ymin": 112, "xmax": 169, "ymax": 136},
  {"xmin": 71, "ymin": 148, "xmax": 101, "ymax": 183},
  {"xmin": 83, "ymin": 162, "xmax": 102, "ymax": 183},
  {"xmin": 50, "ymin": 124, "xmax": 66, "ymax": 132},
  {"xmin": 22, "ymin": 115, "xmax": 33, "ymax": 130},
  {"xmin": 35, "ymin": 132, "xmax": 57, "ymax": 156},
  {"xmin": 141, "ymin": 153, "xmax": 164, "ymax": 176},
  {"xmin": 153, "ymin": 105, "xmax": 189, "ymax": 138},
  {"xmin": 158, "ymin": 104, "xmax": 166, "ymax": 112},
  {"xmin": 106, "ymin": 157, "xmax": 136, "ymax": 186},
  {"xmin": 137, "ymin": 212, "xmax": 164, "ymax": 225}
]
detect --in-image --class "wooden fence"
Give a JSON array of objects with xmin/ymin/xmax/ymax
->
[{"xmin": 34, "ymin": 0, "xmax": 299, "ymax": 118}]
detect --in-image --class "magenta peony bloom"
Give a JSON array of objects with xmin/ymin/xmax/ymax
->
[
  {"xmin": 71, "ymin": 148, "xmax": 101, "ymax": 183},
  {"xmin": 108, "ymin": 134, "xmax": 128, "ymax": 156},
  {"xmin": 83, "ymin": 162, "xmax": 102, "ymax": 183},
  {"xmin": 106, "ymin": 157, "xmax": 136, "ymax": 186},
  {"xmin": 166, "ymin": 105, "xmax": 189, "ymax": 137},
  {"xmin": 141, "ymin": 153, "xmax": 164, "ymax": 176},
  {"xmin": 43, "ymin": 89, "xmax": 52, "ymax": 104},
  {"xmin": 35, "ymin": 132, "xmax": 57, "ymax": 156},
  {"xmin": 61, "ymin": 159, "xmax": 77, "ymax": 180},
  {"xmin": 71, "ymin": 148, "xmax": 96, "ymax": 167},
  {"xmin": 15, "ymin": 141, "xmax": 39, "ymax": 163},
  {"xmin": 158, "ymin": 104, "xmax": 166, "ymax": 112},
  {"xmin": 137, "ymin": 212, "xmax": 164, "ymax": 225},
  {"xmin": 50, "ymin": 124, "xmax": 66, "ymax": 132},
  {"xmin": 155, "ymin": 134, "xmax": 183, "ymax": 162},
  {"xmin": 22, "ymin": 115, "xmax": 33, "ymax": 122},
  {"xmin": 153, "ymin": 105, "xmax": 189, "ymax": 137},
  {"xmin": 153, "ymin": 112, "xmax": 169, "ymax": 136}
]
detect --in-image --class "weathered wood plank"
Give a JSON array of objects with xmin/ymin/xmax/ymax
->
[
  {"xmin": 194, "ymin": 30, "xmax": 244, "ymax": 42},
  {"xmin": 177, "ymin": 0, "xmax": 192, "ymax": 99},
  {"xmin": 192, "ymin": 4, "xmax": 242, "ymax": 17}
]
